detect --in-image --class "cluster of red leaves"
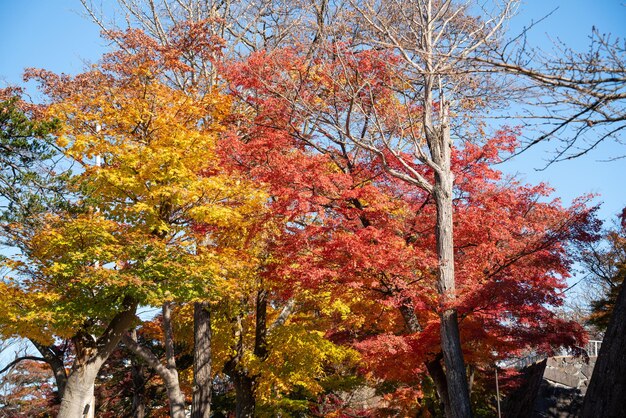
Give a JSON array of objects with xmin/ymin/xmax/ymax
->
[
  {"xmin": 0, "ymin": 360, "xmax": 59, "ymax": 417},
  {"xmin": 222, "ymin": 44, "xmax": 599, "ymax": 392}
]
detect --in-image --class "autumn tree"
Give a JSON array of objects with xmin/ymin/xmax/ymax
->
[
  {"xmin": 237, "ymin": 1, "xmax": 605, "ymax": 414},
  {"xmin": 20, "ymin": 26, "xmax": 269, "ymax": 418},
  {"xmin": 76, "ymin": 4, "xmax": 310, "ymax": 413},
  {"xmin": 309, "ymin": 2, "xmax": 523, "ymax": 415},
  {"xmin": 226, "ymin": 35, "xmax": 597, "ymax": 414},
  {"xmin": 0, "ymin": 340, "xmax": 60, "ymax": 417},
  {"xmin": 70, "ymin": 8, "xmax": 360, "ymax": 413},
  {"xmin": 75, "ymin": 5, "xmax": 363, "ymax": 415},
  {"xmin": 579, "ymin": 210, "xmax": 626, "ymax": 331}
]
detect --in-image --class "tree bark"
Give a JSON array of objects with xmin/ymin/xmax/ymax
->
[
  {"xmin": 57, "ymin": 302, "xmax": 137, "ymax": 418},
  {"xmin": 428, "ymin": 98, "xmax": 473, "ymax": 418},
  {"xmin": 418, "ymin": 3, "xmax": 472, "ymax": 410},
  {"xmin": 223, "ymin": 301, "xmax": 263, "ymax": 418},
  {"xmin": 131, "ymin": 363, "xmax": 147, "ymax": 418},
  {"xmin": 439, "ymin": 308, "xmax": 471, "ymax": 418},
  {"xmin": 129, "ymin": 329, "xmax": 147, "ymax": 418},
  {"xmin": 234, "ymin": 372, "xmax": 256, "ymax": 418},
  {"xmin": 122, "ymin": 302, "xmax": 186, "ymax": 418},
  {"xmin": 123, "ymin": 331, "xmax": 186, "ymax": 418},
  {"xmin": 468, "ymin": 364, "xmax": 476, "ymax": 397},
  {"xmin": 161, "ymin": 302, "xmax": 186, "ymax": 418},
  {"xmin": 254, "ymin": 289, "xmax": 268, "ymax": 359},
  {"xmin": 56, "ymin": 361, "xmax": 98, "ymax": 418},
  {"xmin": 191, "ymin": 301, "xmax": 212, "ymax": 418},
  {"xmin": 580, "ymin": 281, "xmax": 626, "ymax": 417},
  {"xmin": 399, "ymin": 301, "xmax": 453, "ymax": 417}
]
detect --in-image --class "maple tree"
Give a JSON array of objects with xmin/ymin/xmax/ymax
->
[
  {"xmin": 0, "ymin": 358, "xmax": 58, "ymax": 417},
  {"xmin": 0, "ymin": 27, "xmax": 263, "ymax": 417},
  {"xmin": 225, "ymin": 44, "xmax": 598, "ymax": 414},
  {"xmin": 78, "ymin": 23, "xmax": 369, "ymax": 418},
  {"xmin": 14, "ymin": 25, "xmax": 357, "ymax": 418}
]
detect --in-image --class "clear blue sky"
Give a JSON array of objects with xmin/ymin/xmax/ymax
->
[
  {"xmin": 0, "ymin": 0, "xmax": 624, "ymax": 222},
  {"xmin": 503, "ymin": 0, "xmax": 626, "ymax": 224}
]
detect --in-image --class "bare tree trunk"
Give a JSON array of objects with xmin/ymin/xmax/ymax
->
[
  {"xmin": 56, "ymin": 362, "xmax": 98, "ymax": 418},
  {"xmin": 580, "ymin": 281, "xmax": 626, "ymax": 417},
  {"xmin": 224, "ymin": 336, "xmax": 256, "ymax": 418},
  {"xmin": 165, "ymin": 382, "xmax": 187, "ymax": 418},
  {"xmin": 161, "ymin": 302, "xmax": 186, "ymax": 418},
  {"xmin": 192, "ymin": 301, "xmax": 212, "ymax": 418},
  {"xmin": 57, "ymin": 303, "xmax": 137, "ymax": 418},
  {"xmin": 399, "ymin": 301, "xmax": 453, "ymax": 416},
  {"xmin": 426, "ymin": 65, "xmax": 473, "ymax": 417},
  {"xmin": 234, "ymin": 372, "xmax": 255, "ymax": 418},
  {"xmin": 223, "ymin": 289, "xmax": 269, "ymax": 418},
  {"xmin": 122, "ymin": 303, "xmax": 186, "ymax": 418},
  {"xmin": 254, "ymin": 289, "xmax": 268, "ymax": 359},
  {"xmin": 123, "ymin": 332, "xmax": 186, "ymax": 418},
  {"xmin": 426, "ymin": 354, "xmax": 452, "ymax": 418},
  {"xmin": 131, "ymin": 363, "xmax": 147, "ymax": 418},
  {"xmin": 468, "ymin": 364, "xmax": 476, "ymax": 397},
  {"xmin": 434, "ymin": 179, "xmax": 472, "ymax": 418}
]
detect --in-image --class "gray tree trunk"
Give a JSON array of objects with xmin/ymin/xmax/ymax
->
[
  {"xmin": 426, "ymin": 354, "xmax": 452, "ymax": 418},
  {"xmin": 162, "ymin": 302, "xmax": 186, "ymax": 418},
  {"xmin": 123, "ymin": 303, "xmax": 186, "ymax": 418},
  {"xmin": 223, "ymin": 291, "xmax": 270, "ymax": 418},
  {"xmin": 129, "ymin": 329, "xmax": 147, "ymax": 418},
  {"xmin": 580, "ymin": 281, "xmax": 626, "ymax": 417},
  {"xmin": 131, "ymin": 361, "xmax": 147, "ymax": 418},
  {"xmin": 424, "ymin": 67, "xmax": 472, "ymax": 416},
  {"xmin": 234, "ymin": 372, "xmax": 255, "ymax": 418},
  {"xmin": 192, "ymin": 301, "xmax": 212, "ymax": 418},
  {"xmin": 56, "ymin": 364, "xmax": 98, "ymax": 418},
  {"xmin": 57, "ymin": 303, "xmax": 137, "ymax": 418},
  {"xmin": 124, "ymin": 336, "xmax": 187, "ymax": 418}
]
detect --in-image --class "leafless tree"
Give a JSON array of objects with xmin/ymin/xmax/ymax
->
[{"xmin": 80, "ymin": 0, "xmax": 324, "ymax": 92}]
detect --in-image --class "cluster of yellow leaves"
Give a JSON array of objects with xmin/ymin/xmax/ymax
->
[
  {"xmin": 0, "ymin": 280, "xmax": 58, "ymax": 345},
  {"xmin": 0, "ymin": 61, "xmax": 268, "ymax": 343},
  {"xmin": 252, "ymin": 324, "xmax": 359, "ymax": 403},
  {"xmin": 49, "ymin": 71, "xmax": 265, "ymax": 237},
  {"xmin": 168, "ymin": 295, "xmax": 360, "ymax": 411}
]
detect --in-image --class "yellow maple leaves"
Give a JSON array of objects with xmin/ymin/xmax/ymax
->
[{"xmin": 0, "ymin": 51, "xmax": 266, "ymax": 344}]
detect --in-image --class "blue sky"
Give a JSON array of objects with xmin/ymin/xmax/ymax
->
[
  {"xmin": 502, "ymin": 0, "xmax": 626, "ymax": 224},
  {"xmin": 0, "ymin": 0, "xmax": 624, "ymax": 222}
]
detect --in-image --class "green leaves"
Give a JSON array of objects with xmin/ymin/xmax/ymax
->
[{"xmin": 0, "ymin": 91, "xmax": 67, "ymax": 229}]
